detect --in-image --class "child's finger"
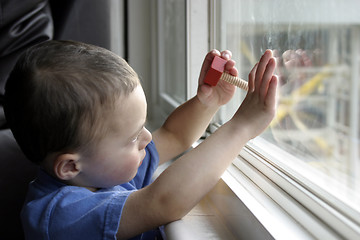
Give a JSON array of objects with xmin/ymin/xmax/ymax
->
[
  {"xmin": 260, "ymin": 58, "xmax": 276, "ymax": 101},
  {"xmin": 224, "ymin": 59, "xmax": 236, "ymax": 72},
  {"xmin": 205, "ymin": 49, "xmax": 221, "ymax": 65},
  {"xmin": 221, "ymin": 50, "xmax": 232, "ymax": 60},
  {"xmin": 265, "ymin": 75, "xmax": 278, "ymax": 107},
  {"xmin": 255, "ymin": 50, "xmax": 273, "ymax": 92},
  {"xmin": 228, "ymin": 66, "xmax": 238, "ymax": 78},
  {"xmin": 248, "ymin": 63, "xmax": 258, "ymax": 93}
]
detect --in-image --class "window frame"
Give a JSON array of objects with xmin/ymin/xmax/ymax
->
[
  {"xmin": 145, "ymin": 0, "xmax": 360, "ymax": 239},
  {"xmin": 206, "ymin": 1, "xmax": 360, "ymax": 239},
  {"xmin": 236, "ymin": 142, "xmax": 360, "ymax": 239}
]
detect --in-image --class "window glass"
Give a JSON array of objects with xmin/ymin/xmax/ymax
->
[
  {"xmin": 215, "ymin": 0, "xmax": 360, "ymax": 216},
  {"xmin": 159, "ymin": 0, "xmax": 187, "ymax": 103}
]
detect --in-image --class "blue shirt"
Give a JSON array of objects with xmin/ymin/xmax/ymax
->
[{"xmin": 21, "ymin": 141, "xmax": 162, "ymax": 240}]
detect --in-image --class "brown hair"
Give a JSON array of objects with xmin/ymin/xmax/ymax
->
[{"xmin": 4, "ymin": 40, "xmax": 139, "ymax": 164}]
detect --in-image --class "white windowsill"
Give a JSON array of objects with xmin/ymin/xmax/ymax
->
[{"xmin": 163, "ymin": 162, "xmax": 315, "ymax": 240}]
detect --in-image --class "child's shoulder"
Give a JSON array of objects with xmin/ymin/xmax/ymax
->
[{"xmin": 22, "ymin": 172, "xmax": 133, "ymax": 238}]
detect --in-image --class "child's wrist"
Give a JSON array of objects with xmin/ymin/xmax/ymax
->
[
  {"xmin": 195, "ymin": 93, "xmax": 221, "ymax": 111},
  {"xmin": 227, "ymin": 116, "xmax": 254, "ymax": 141}
]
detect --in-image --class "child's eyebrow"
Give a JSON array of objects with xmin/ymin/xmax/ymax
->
[
  {"xmin": 141, "ymin": 118, "xmax": 147, "ymax": 130},
  {"xmin": 134, "ymin": 118, "xmax": 147, "ymax": 135}
]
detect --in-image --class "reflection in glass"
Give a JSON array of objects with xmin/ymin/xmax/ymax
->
[{"xmin": 216, "ymin": 0, "xmax": 360, "ymax": 213}]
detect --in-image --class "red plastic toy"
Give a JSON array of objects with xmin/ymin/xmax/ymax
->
[{"xmin": 204, "ymin": 56, "xmax": 248, "ymax": 91}]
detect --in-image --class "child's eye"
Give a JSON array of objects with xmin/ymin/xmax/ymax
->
[
  {"xmin": 131, "ymin": 128, "xmax": 143, "ymax": 143},
  {"xmin": 131, "ymin": 134, "xmax": 140, "ymax": 143}
]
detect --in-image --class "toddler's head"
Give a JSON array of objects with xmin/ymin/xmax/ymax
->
[{"xmin": 4, "ymin": 40, "xmax": 140, "ymax": 168}]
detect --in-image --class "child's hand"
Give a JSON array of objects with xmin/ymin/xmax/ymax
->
[
  {"xmin": 197, "ymin": 50, "xmax": 238, "ymax": 107},
  {"xmin": 231, "ymin": 49, "xmax": 278, "ymax": 139}
]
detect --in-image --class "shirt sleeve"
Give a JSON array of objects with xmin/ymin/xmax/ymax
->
[{"xmin": 42, "ymin": 187, "xmax": 132, "ymax": 240}]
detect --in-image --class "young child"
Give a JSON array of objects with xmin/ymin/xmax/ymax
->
[{"xmin": 4, "ymin": 40, "xmax": 277, "ymax": 239}]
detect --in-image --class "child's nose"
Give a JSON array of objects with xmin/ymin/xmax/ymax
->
[{"xmin": 139, "ymin": 127, "xmax": 152, "ymax": 149}]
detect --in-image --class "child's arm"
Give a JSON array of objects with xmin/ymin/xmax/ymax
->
[
  {"xmin": 117, "ymin": 50, "xmax": 277, "ymax": 239},
  {"xmin": 152, "ymin": 50, "xmax": 238, "ymax": 165}
]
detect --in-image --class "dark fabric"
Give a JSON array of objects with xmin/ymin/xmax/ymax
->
[
  {"xmin": 0, "ymin": 105, "xmax": 6, "ymax": 129},
  {"xmin": 50, "ymin": 0, "xmax": 111, "ymax": 49},
  {"xmin": 48, "ymin": 0, "xmax": 74, "ymax": 39},
  {"xmin": 0, "ymin": 129, "xmax": 38, "ymax": 239},
  {"xmin": 0, "ymin": 1, "xmax": 52, "ymax": 238},
  {"xmin": 0, "ymin": 0, "xmax": 53, "ymax": 99}
]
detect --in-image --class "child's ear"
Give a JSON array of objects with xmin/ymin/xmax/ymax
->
[{"xmin": 53, "ymin": 153, "xmax": 81, "ymax": 181}]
